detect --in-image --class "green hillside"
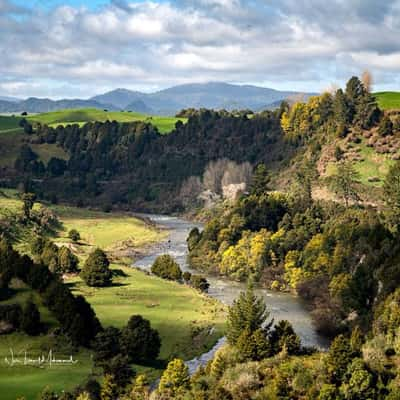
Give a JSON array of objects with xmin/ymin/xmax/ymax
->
[
  {"xmin": 0, "ymin": 115, "xmax": 22, "ymax": 133},
  {"xmin": 27, "ymin": 108, "xmax": 185, "ymax": 134},
  {"xmin": 374, "ymin": 91, "xmax": 400, "ymax": 110}
]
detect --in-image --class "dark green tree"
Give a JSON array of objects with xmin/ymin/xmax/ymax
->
[
  {"xmin": 20, "ymin": 299, "xmax": 41, "ymax": 335},
  {"xmin": 120, "ymin": 315, "xmax": 161, "ymax": 363},
  {"xmin": 384, "ymin": 161, "xmax": 400, "ymax": 228},
  {"xmin": 92, "ymin": 326, "xmax": 121, "ymax": 367},
  {"xmin": 378, "ymin": 115, "xmax": 393, "ymax": 136},
  {"xmin": 325, "ymin": 334, "xmax": 354, "ymax": 384},
  {"xmin": 80, "ymin": 248, "xmax": 112, "ymax": 287},
  {"xmin": 68, "ymin": 229, "xmax": 81, "ymax": 243},
  {"xmin": 226, "ymin": 284, "xmax": 272, "ymax": 344},
  {"xmin": 151, "ymin": 254, "xmax": 182, "ymax": 281},
  {"xmin": 21, "ymin": 192, "xmax": 36, "ymax": 220},
  {"xmin": 250, "ymin": 163, "xmax": 270, "ymax": 195},
  {"xmin": 58, "ymin": 246, "xmax": 79, "ymax": 273}
]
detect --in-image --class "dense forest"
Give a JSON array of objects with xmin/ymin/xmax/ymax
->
[{"xmin": 3, "ymin": 108, "xmax": 289, "ymax": 212}]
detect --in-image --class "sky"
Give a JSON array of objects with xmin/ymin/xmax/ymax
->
[{"xmin": 1, "ymin": 0, "xmax": 400, "ymax": 99}]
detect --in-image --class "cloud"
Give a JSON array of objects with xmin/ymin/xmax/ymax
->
[{"xmin": 0, "ymin": 0, "xmax": 400, "ymax": 98}]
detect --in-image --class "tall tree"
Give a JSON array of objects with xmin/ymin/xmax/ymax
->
[
  {"xmin": 21, "ymin": 192, "xmax": 36, "ymax": 220},
  {"xmin": 226, "ymin": 283, "xmax": 272, "ymax": 344},
  {"xmin": 329, "ymin": 161, "xmax": 360, "ymax": 207}
]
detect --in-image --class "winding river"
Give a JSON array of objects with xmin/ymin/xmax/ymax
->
[{"xmin": 133, "ymin": 214, "xmax": 329, "ymax": 373}]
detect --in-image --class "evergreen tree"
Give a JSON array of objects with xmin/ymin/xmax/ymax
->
[
  {"xmin": 251, "ymin": 163, "xmax": 270, "ymax": 195},
  {"xmin": 81, "ymin": 248, "xmax": 112, "ymax": 287},
  {"xmin": 384, "ymin": 161, "xmax": 400, "ymax": 228},
  {"xmin": 226, "ymin": 283, "xmax": 272, "ymax": 344},
  {"xmin": 158, "ymin": 358, "xmax": 190, "ymax": 397},
  {"xmin": 120, "ymin": 315, "xmax": 161, "ymax": 363},
  {"xmin": 58, "ymin": 246, "xmax": 79, "ymax": 273},
  {"xmin": 325, "ymin": 334, "xmax": 354, "ymax": 384}
]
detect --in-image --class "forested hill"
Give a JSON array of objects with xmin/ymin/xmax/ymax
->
[{"xmin": 3, "ymin": 109, "xmax": 292, "ymax": 211}]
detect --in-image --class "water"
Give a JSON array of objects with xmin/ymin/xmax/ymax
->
[{"xmin": 133, "ymin": 214, "xmax": 328, "ymax": 373}]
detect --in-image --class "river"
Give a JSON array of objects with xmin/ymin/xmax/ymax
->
[{"xmin": 133, "ymin": 214, "xmax": 329, "ymax": 373}]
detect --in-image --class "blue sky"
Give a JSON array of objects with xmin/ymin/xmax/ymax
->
[{"xmin": 1, "ymin": 0, "xmax": 400, "ymax": 98}]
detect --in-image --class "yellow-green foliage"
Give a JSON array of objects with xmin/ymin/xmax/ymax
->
[
  {"xmin": 220, "ymin": 229, "xmax": 271, "ymax": 281},
  {"xmin": 280, "ymin": 93, "xmax": 333, "ymax": 142}
]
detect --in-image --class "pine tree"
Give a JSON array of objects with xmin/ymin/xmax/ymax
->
[
  {"xmin": 251, "ymin": 163, "xmax": 270, "ymax": 195},
  {"xmin": 226, "ymin": 283, "xmax": 272, "ymax": 344},
  {"xmin": 325, "ymin": 334, "xmax": 354, "ymax": 384}
]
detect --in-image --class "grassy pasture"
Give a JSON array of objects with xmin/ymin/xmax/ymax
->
[
  {"xmin": 28, "ymin": 108, "xmax": 185, "ymax": 134},
  {"xmin": 374, "ymin": 91, "xmax": 400, "ymax": 110},
  {"xmin": 0, "ymin": 191, "xmax": 226, "ymax": 398}
]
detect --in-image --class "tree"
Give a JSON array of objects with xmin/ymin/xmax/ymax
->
[
  {"xmin": 329, "ymin": 161, "xmax": 360, "ymax": 207},
  {"xmin": 21, "ymin": 192, "xmax": 36, "ymax": 220},
  {"xmin": 128, "ymin": 374, "xmax": 150, "ymax": 400},
  {"xmin": 92, "ymin": 326, "xmax": 121, "ymax": 367},
  {"xmin": 103, "ymin": 354, "xmax": 134, "ymax": 389},
  {"xmin": 250, "ymin": 163, "xmax": 270, "ymax": 195},
  {"xmin": 269, "ymin": 320, "xmax": 301, "ymax": 355},
  {"xmin": 190, "ymin": 275, "xmax": 209, "ymax": 292},
  {"xmin": 325, "ymin": 334, "xmax": 354, "ymax": 384},
  {"xmin": 378, "ymin": 115, "xmax": 393, "ymax": 136},
  {"xmin": 68, "ymin": 229, "xmax": 81, "ymax": 243},
  {"xmin": 151, "ymin": 254, "xmax": 182, "ymax": 281},
  {"xmin": 100, "ymin": 374, "xmax": 118, "ymax": 400},
  {"xmin": 226, "ymin": 284, "xmax": 272, "ymax": 345},
  {"xmin": 120, "ymin": 315, "xmax": 161, "ymax": 363},
  {"xmin": 158, "ymin": 358, "xmax": 190, "ymax": 397},
  {"xmin": 58, "ymin": 246, "xmax": 79, "ymax": 273},
  {"xmin": 20, "ymin": 299, "xmax": 41, "ymax": 335},
  {"xmin": 384, "ymin": 161, "xmax": 400, "ymax": 228},
  {"xmin": 81, "ymin": 248, "xmax": 112, "ymax": 287}
]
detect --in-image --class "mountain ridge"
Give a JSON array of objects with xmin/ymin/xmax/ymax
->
[{"xmin": 0, "ymin": 82, "xmax": 314, "ymax": 115}]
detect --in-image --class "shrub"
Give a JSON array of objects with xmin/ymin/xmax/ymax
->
[
  {"xmin": 80, "ymin": 248, "xmax": 112, "ymax": 287},
  {"xmin": 68, "ymin": 229, "xmax": 81, "ymax": 243},
  {"xmin": 151, "ymin": 254, "xmax": 182, "ymax": 281},
  {"xmin": 190, "ymin": 274, "xmax": 210, "ymax": 292}
]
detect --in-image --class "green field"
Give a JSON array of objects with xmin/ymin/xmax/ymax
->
[
  {"xmin": 0, "ymin": 267, "xmax": 225, "ymax": 400},
  {"xmin": 374, "ymin": 92, "xmax": 400, "ymax": 110},
  {"xmin": 0, "ymin": 192, "xmax": 226, "ymax": 399},
  {"xmin": 27, "ymin": 108, "xmax": 185, "ymax": 134}
]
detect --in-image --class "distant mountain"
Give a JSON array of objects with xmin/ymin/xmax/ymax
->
[
  {"xmin": 0, "ymin": 98, "xmax": 118, "ymax": 113},
  {"xmin": 0, "ymin": 96, "xmax": 20, "ymax": 103},
  {"xmin": 91, "ymin": 82, "xmax": 314, "ymax": 115},
  {"xmin": 91, "ymin": 88, "xmax": 144, "ymax": 109},
  {"xmin": 0, "ymin": 82, "xmax": 314, "ymax": 115}
]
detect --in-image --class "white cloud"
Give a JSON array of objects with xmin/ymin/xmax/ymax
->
[{"xmin": 0, "ymin": 0, "xmax": 400, "ymax": 98}]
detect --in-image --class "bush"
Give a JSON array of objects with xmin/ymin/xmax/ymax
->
[
  {"xmin": 80, "ymin": 248, "xmax": 112, "ymax": 287},
  {"xmin": 151, "ymin": 254, "xmax": 182, "ymax": 281},
  {"xmin": 190, "ymin": 274, "xmax": 210, "ymax": 292},
  {"xmin": 68, "ymin": 229, "xmax": 81, "ymax": 243}
]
